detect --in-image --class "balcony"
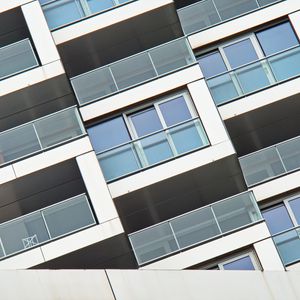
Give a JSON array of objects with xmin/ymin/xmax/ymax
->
[
  {"xmin": 0, "ymin": 39, "xmax": 38, "ymax": 81},
  {"xmin": 97, "ymin": 118, "xmax": 209, "ymax": 182},
  {"xmin": 40, "ymin": 0, "xmax": 133, "ymax": 30},
  {"xmin": 0, "ymin": 194, "xmax": 95, "ymax": 260},
  {"xmin": 129, "ymin": 191, "xmax": 261, "ymax": 265},
  {"xmin": 71, "ymin": 38, "xmax": 196, "ymax": 105},
  {"xmin": 178, "ymin": 0, "xmax": 284, "ymax": 35},
  {"xmin": 239, "ymin": 135, "xmax": 300, "ymax": 186},
  {"xmin": 205, "ymin": 45, "xmax": 300, "ymax": 106},
  {"xmin": 0, "ymin": 107, "xmax": 85, "ymax": 166}
]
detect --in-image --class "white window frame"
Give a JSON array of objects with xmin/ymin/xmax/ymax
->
[{"xmin": 218, "ymin": 251, "xmax": 261, "ymax": 270}]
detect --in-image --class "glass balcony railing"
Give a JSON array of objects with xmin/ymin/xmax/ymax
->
[
  {"xmin": 71, "ymin": 38, "xmax": 196, "ymax": 105},
  {"xmin": 96, "ymin": 118, "xmax": 209, "ymax": 182},
  {"xmin": 0, "ymin": 39, "xmax": 39, "ymax": 81},
  {"xmin": 178, "ymin": 0, "xmax": 284, "ymax": 35},
  {"xmin": 129, "ymin": 191, "xmax": 262, "ymax": 265},
  {"xmin": 239, "ymin": 135, "xmax": 300, "ymax": 186},
  {"xmin": 273, "ymin": 227, "xmax": 300, "ymax": 266},
  {"xmin": 40, "ymin": 0, "xmax": 133, "ymax": 30},
  {"xmin": 0, "ymin": 194, "xmax": 96, "ymax": 260},
  {"xmin": 0, "ymin": 107, "xmax": 85, "ymax": 166},
  {"xmin": 205, "ymin": 46, "xmax": 300, "ymax": 106}
]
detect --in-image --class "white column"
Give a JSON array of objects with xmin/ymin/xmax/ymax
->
[{"xmin": 289, "ymin": 10, "xmax": 300, "ymax": 40}]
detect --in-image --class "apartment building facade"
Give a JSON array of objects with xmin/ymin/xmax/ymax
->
[{"xmin": 1, "ymin": 0, "xmax": 300, "ymax": 288}]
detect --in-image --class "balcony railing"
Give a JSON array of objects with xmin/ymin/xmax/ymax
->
[
  {"xmin": 129, "ymin": 191, "xmax": 262, "ymax": 265},
  {"xmin": 0, "ymin": 39, "xmax": 39, "ymax": 81},
  {"xmin": 96, "ymin": 118, "xmax": 209, "ymax": 182},
  {"xmin": 205, "ymin": 45, "xmax": 300, "ymax": 106},
  {"xmin": 71, "ymin": 38, "xmax": 196, "ymax": 105},
  {"xmin": 273, "ymin": 227, "xmax": 300, "ymax": 266},
  {"xmin": 239, "ymin": 135, "xmax": 300, "ymax": 186},
  {"xmin": 40, "ymin": 0, "xmax": 133, "ymax": 30},
  {"xmin": 178, "ymin": 0, "xmax": 284, "ymax": 35},
  {"xmin": 0, "ymin": 194, "xmax": 96, "ymax": 260},
  {"xmin": 0, "ymin": 107, "xmax": 85, "ymax": 166}
]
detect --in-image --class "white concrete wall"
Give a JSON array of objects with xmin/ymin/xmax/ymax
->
[{"xmin": 0, "ymin": 0, "xmax": 32, "ymax": 12}]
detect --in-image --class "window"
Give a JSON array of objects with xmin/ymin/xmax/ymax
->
[
  {"xmin": 88, "ymin": 92, "xmax": 209, "ymax": 181},
  {"xmin": 197, "ymin": 21, "xmax": 300, "ymax": 105},
  {"xmin": 263, "ymin": 196, "xmax": 300, "ymax": 265}
]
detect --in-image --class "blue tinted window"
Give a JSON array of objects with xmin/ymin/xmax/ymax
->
[
  {"xmin": 198, "ymin": 52, "xmax": 227, "ymax": 78},
  {"xmin": 262, "ymin": 205, "xmax": 294, "ymax": 235},
  {"xmin": 223, "ymin": 39, "xmax": 258, "ymax": 68},
  {"xmin": 87, "ymin": 0, "xmax": 115, "ymax": 13},
  {"xmin": 159, "ymin": 96, "xmax": 192, "ymax": 127},
  {"xmin": 130, "ymin": 108, "xmax": 163, "ymax": 137},
  {"xmin": 223, "ymin": 256, "xmax": 255, "ymax": 270},
  {"xmin": 88, "ymin": 117, "xmax": 130, "ymax": 153},
  {"xmin": 256, "ymin": 22, "xmax": 299, "ymax": 56},
  {"xmin": 289, "ymin": 197, "xmax": 300, "ymax": 225}
]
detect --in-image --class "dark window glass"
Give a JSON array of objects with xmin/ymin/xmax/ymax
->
[
  {"xmin": 159, "ymin": 96, "xmax": 192, "ymax": 127},
  {"xmin": 289, "ymin": 197, "xmax": 300, "ymax": 225},
  {"xmin": 256, "ymin": 22, "xmax": 299, "ymax": 56},
  {"xmin": 129, "ymin": 108, "xmax": 163, "ymax": 137},
  {"xmin": 223, "ymin": 256, "xmax": 255, "ymax": 270},
  {"xmin": 223, "ymin": 38, "xmax": 258, "ymax": 68},
  {"xmin": 262, "ymin": 205, "xmax": 294, "ymax": 235},
  {"xmin": 198, "ymin": 52, "xmax": 227, "ymax": 78},
  {"xmin": 87, "ymin": 117, "xmax": 130, "ymax": 153}
]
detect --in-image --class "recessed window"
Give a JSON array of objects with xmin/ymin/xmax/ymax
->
[
  {"xmin": 88, "ymin": 92, "xmax": 209, "ymax": 181},
  {"xmin": 221, "ymin": 255, "xmax": 256, "ymax": 270}
]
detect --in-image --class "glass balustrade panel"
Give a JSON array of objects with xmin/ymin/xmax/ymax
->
[
  {"xmin": 277, "ymin": 138, "xmax": 300, "ymax": 172},
  {"xmin": 34, "ymin": 109, "xmax": 84, "ymax": 148},
  {"xmin": 0, "ymin": 213, "xmax": 49, "ymax": 256},
  {"xmin": 150, "ymin": 39, "xmax": 195, "ymax": 75},
  {"xmin": 130, "ymin": 223, "xmax": 179, "ymax": 264},
  {"xmin": 170, "ymin": 207, "xmax": 220, "ymax": 248},
  {"xmin": 0, "ymin": 124, "xmax": 41, "ymax": 164},
  {"xmin": 258, "ymin": 0, "xmax": 281, "ymax": 5},
  {"xmin": 212, "ymin": 193, "xmax": 261, "ymax": 233},
  {"xmin": 87, "ymin": 0, "xmax": 115, "ymax": 13},
  {"xmin": 0, "ymin": 40, "xmax": 38, "ymax": 80},
  {"xmin": 240, "ymin": 148, "xmax": 285, "ymax": 186},
  {"xmin": 43, "ymin": 195, "xmax": 95, "ymax": 239}
]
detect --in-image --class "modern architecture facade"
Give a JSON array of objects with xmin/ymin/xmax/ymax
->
[{"xmin": 1, "ymin": 0, "xmax": 300, "ymax": 296}]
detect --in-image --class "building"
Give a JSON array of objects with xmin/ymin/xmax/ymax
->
[{"xmin": 0, "ymin": 0, "xmax": 300, "ymax": 297}]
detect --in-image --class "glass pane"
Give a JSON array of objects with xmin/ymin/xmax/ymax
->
[
  {"xmin": 277, "ymin": 138, "xmax": 300, "ymax": 172},
  {"xmin": 171, "ymin": 207, "xmax": 220, "ymax": 248},
  {"xmin": 34, "ymin": 109, "xmax": 83, "ymax": 148},
  {"xmin": 214, "ymin": 0, "xmax": 258, "ymax": 21},
  {"xmin": 43, "ymin": 196, "xmax": 95, "ymax": 239},
  {"xmin": 0, "ymin": 213, "xmax": 49, "ymax": 256},
  {"xmin": 274, "ymin": 229, "xmax": 300, "ymax": 265},
  {"xmin": 269, "ymin": 47, "xmax": 300, "ymax": 82},
  {"xmin": 150, "ymin": 39, "xmax": 194, "ymax": 75},
  {"xmin": 129, "ymin": 223, "xmax": 179, "ymax": 264},
  {"xmin": 256, "ymin": 22, "xmax": 299, "ymax": 56},
  {"xmin": 207, "ymin": 73, "xmax": 240, "ymax": 105},
  {"xmin": 236, "ymin": 61, "xmax": 271, "ymax": 94},
  {"xmin": 223, "ymin": 38, "xmax": 259, "ymax": 69},
  {"xmin": 169, "ymin": 120, "xmax": 208, "ymax": 155},
  {"xmin": 0, "ymin": 124, "xmax": 41, "ymax": 164},
  {"xmin": 138, "ymin": 132, "xmax": 173, "ymax": 166},
  {"xmin": 87, "ymin": 0, "xmax": 114, "ymax": 13},
  {"xmin": 159, "ymin": 96, "xmax": 192, "ymax": 127},
  {"xmin": 198, "ymin": 52, "xmax": 227, "ymax": 78},
  {"xmin": 212, "ymin": 192, "xmax": 261, "ymax": 233},
  {"xmin": 258, "ymin": 0, "xmax": 281, "ymax": 6},
  {"xmin": 98, "ymin": 144, "xmax": 141, "ymax": 181},
  {"xmin": 262, "ymin": 205, "xmax": 294, "ymax": 235},
  {"xmin": 223, "ymin": 256, "xmax": 255, "ymax": 270},
  {"xmin": 72, "ymin": 67, "xmax": 117, "ymax": 104},
  {"xmin": 289, "ymin": 198, "xmax": 300, "ymax": 225},
  {"xmin": 239, "ymin": 148, "xmax": 285, "ymax": 186},
  {"xmin": 43, "ymin": 0, "xmax": 84, "ymax": 29},
  {"xmin": 0, "ymin": 40, "xmax": 38, "ymax": 80},
  {"xmin": 178, "ymin": 0, "xmax": 221, "ymax": 34},
  {"xmin": 88, "ymin": 117, "xmax": 130, "ymax": 153},
  {"xmin": 130, "ymin": 107, "xmax": 163, "ymax": 137},
  {"xmin": 111, "ymin": 53, "xmax": 156, "ymax": 90}
]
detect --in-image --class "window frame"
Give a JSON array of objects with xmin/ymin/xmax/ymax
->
[{"xmin": 218, "ymin": 251, "xmax": 261, "ymax": 270}]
